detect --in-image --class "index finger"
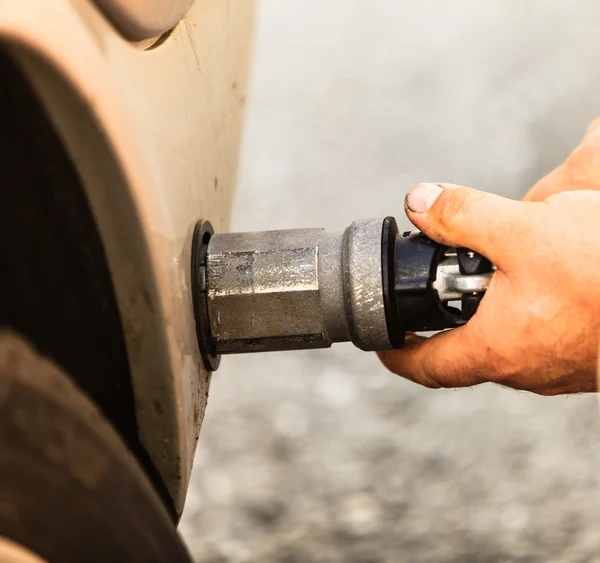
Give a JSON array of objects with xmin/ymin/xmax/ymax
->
[{"xmin": 377, "ymin": 325, "xmax": 486, "ymax": 389}]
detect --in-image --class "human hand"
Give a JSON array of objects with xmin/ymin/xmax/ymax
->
[
  {"xmin": 525, "ymin": 118, "xmax": 600, "ymax": 202},
  {"xmin": 378, "ymin": 182, "xmax": 600, "ymax": 395}
]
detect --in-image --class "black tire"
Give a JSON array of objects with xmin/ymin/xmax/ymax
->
[{"xmin": 0, "ymin": 331, "xmax": 192, "ymax": 563}]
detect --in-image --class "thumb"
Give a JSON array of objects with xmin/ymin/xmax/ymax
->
[{"xmin": 405, "ymin": 182, "xmax": 534, "ymax": 267}]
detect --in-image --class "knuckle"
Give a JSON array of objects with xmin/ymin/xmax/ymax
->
[
  {"xmin": 417, "ymin": 355, "xmax": 445, "ymax": 388},
  {"xmin": 434, "ymin": 188, "xmax": 469, "ymax": 230},
  {"xmin": 433, "ymin": 187, "xmax": 488, "ymax": 240},
  {"xmin": 487, "ymin": 346, "xmax": 521, "ymax": 387},
  {"xmin": 562, "ymin": 144, "xmax": 600, "ymax": 188},
  {"xmin": 419, "ymin": 354, "xmax": 476, "ymax": 389},
  {"xmin": 418, "ymin": 366, "xmax": 443, "ymax": 389}
]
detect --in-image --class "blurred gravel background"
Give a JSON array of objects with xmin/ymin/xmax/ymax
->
[{"xmin": 180, "ymin": 1, "xmax": 600, "ymax": 561}]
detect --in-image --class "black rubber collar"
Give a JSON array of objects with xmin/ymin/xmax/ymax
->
[{"xmin": 191, "ymin": 220, "xmax": 220, "ymax": 371}]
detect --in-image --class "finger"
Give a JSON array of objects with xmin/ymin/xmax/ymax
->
[
  {"xmin": 404, "ymin": 182, "xmax": 536, "ymax": 268},
  {"xmin": 377, "ymin": 326, "xmax": 485, "ymax": 389},
  {"xmin": 522, "ymin": 166, "xmax": 563, "ymax": 202},
  {"xmin": 582, "ymin": 116, "xmax": 600, "ymax": 142},
  {"xmin": 524, "ymin": 151, "xmax": 599, "ymax": 202},
  {"xmin": 525, "ymin": 119, "xmax": 600, "ymax": 202}
]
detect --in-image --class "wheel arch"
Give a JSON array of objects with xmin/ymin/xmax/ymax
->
[
  {"xmin": 0, "ymin": 45, "xmax": 180, "ymax": 517},
  {"xmin": 0, "ymin": 4, "xmax": 191, "ymax": 517},
  {"xmin": 0, "ymin": 0, "xmax": 255, "ymax": 519}
]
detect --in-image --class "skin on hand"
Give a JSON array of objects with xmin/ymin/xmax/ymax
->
[
  {"xmin": 378, "ymin": 123, "xmax": 600, "ymax": 395},
  {"xmin": 525, "ymin": 117, "xmax": 600, "ymax": 202}
]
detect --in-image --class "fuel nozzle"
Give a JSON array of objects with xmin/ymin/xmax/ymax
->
[{"xmin": 192, "ymin": 217, "xmax": 494, "ymax": 371}]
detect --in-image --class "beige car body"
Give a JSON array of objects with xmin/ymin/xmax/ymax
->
[{"xmin": 0, "ymin": 0, "xmax": 253, "ymax": 516}]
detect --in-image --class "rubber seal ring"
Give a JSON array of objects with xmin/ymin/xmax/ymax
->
[
  {"xmin": 191, "ymin": 219, "xmax": 221, "ymax": 371},
  {"xmin": 381, "ymin": 217, "xmax": 405, "ymax": 348}
]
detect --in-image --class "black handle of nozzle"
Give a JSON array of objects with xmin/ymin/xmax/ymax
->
[{"xmin": 381, "ymin": 217, "xmax": 492, "ymax": 349}]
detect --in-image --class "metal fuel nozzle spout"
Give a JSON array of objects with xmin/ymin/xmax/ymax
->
[{"xmin": 192, "ymin": 217, "xmax": 493, "ymax": 371}]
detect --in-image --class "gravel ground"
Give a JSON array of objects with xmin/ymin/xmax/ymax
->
[{"xmin": 180, "ymin": 1, "xmax": 600, "ymax": 561}]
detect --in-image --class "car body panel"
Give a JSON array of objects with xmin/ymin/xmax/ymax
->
[
  {"xmin": 0, "ymin": 0, "xmax": 254, "ymax": 516},
  {"xmin": 93, "ymin": 0, "xmax": 195, "ymax": 40}
]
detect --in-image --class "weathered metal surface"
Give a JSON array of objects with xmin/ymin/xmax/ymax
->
[
  {"xmin": 342, "ymin": 219, "xmax": 392, "ymax": 351},
  {"xmin": 207, "ymin": 229, "xmax": 328, "ymax": 353},
  {"xmin": 432, "ymin": 254, "xmax": 492, "ymax": 301},
  {"xmin": 205, "ymin": 219, "xmax": 393, "ymax": 354}
]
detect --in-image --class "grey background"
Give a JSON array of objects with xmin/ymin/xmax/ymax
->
[{"xmin": 180, "ymin": 1, "xmax": 600, "ymax": 561}]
